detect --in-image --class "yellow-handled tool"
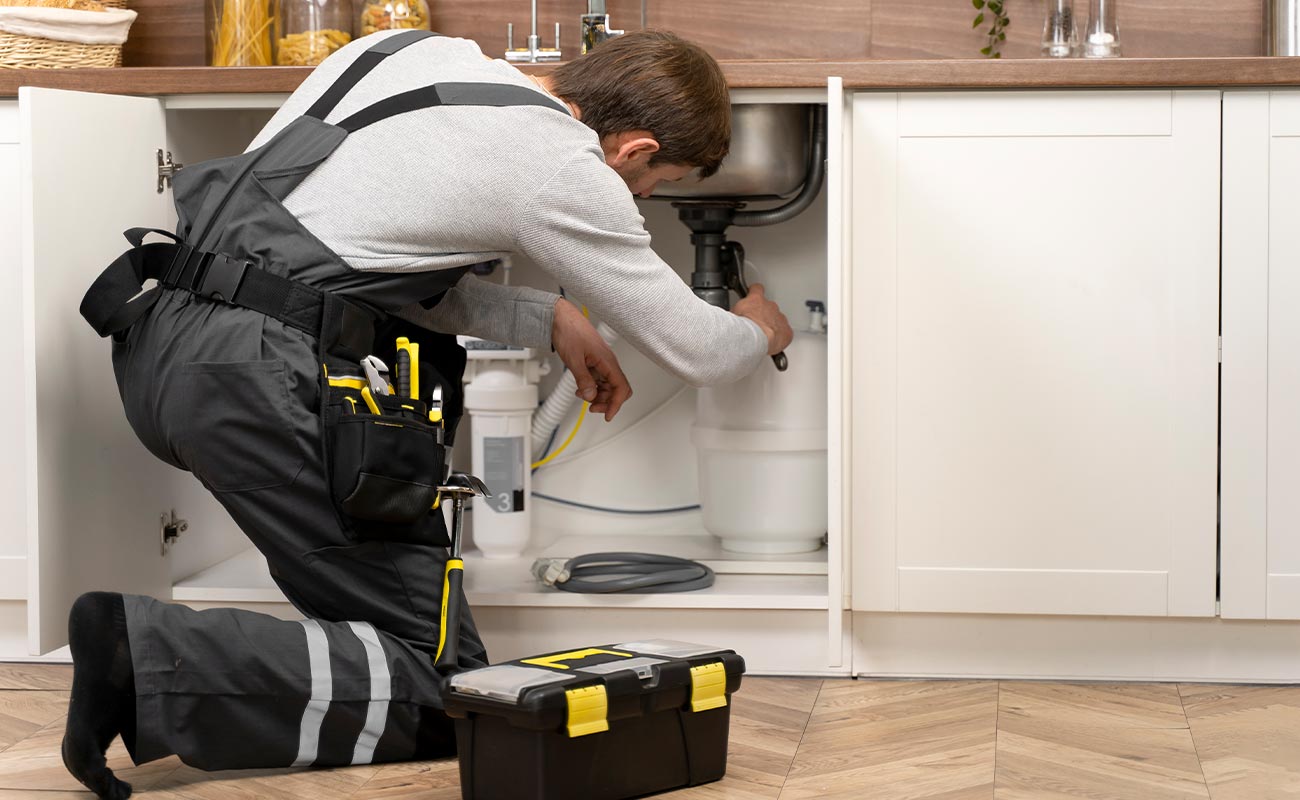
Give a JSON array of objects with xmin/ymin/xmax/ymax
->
[
  {"xmin": 434, "ymin": 473, "xmax": 489, "ymax": 671},
  {"xmin": 360, "ymin": 386, "xmax": 382, "ymax": 415},
  {"xmin": 395, "ymin": 337, "xmax": 420, "ymax": 402}
]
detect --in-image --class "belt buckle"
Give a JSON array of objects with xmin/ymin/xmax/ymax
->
[{"xmin": 198, "ymin": 253, "xmax": 250, "ymax": 303}]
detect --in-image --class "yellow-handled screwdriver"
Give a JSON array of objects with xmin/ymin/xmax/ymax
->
[{"xmin": 395, "ymin": 337, "xmax": 420, "ymax": 402}]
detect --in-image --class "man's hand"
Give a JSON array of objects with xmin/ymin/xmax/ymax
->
[
  {"xmin": 551, "ymin": 298, "xmax": 632, "ymax": 421},
  {"xmin": 732, "ymin": 284, "xmax": 793, "ymax": 356}
]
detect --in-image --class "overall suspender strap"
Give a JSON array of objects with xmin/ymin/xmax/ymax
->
[
  {"xmin": 336, "ymin": 81, "xmax": 570, "ymax": 133},
  {"xmin": 304, "ymin": 29, "xmax": 440, "ymax": 122},
  {"xmin": 304, "ymin": 29, "xmax": 569, "ymax": 132}
]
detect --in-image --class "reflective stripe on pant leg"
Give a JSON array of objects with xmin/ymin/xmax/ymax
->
[
  {"xmin": 291, "ymin": 619, "xmax": 333, "ymax": 767},
  {"xmin": 347, "ymin": 621, "xmax": 392, "ymax": 765}
]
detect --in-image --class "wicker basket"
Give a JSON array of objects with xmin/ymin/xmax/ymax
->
[
  {"xmin": 0, "ymin": 6, "xmax": 134, "ymax": 67},
  {"xmin": 0, "ymin": 29, "xmax": 120, "ymax": 66}
]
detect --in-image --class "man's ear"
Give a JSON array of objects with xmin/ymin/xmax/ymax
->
[{"xmin": 603, "ymin": 131, "xmax": 660, "ymax": 168}]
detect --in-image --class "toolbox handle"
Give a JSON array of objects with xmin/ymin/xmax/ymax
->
[{"xmin": 521, "ymin": 648, "xmax": 633, "ymax": 671}]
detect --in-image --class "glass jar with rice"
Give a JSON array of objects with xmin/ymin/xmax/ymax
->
[
  {"xmin": 356, "ymin": 0, "xmax": 429, "ymax": 37},
  {"xmin": 274, "ymin": 0, "xmax": 352, "ymax": 65}
]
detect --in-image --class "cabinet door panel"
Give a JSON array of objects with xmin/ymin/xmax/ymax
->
[
  {"xmin": 1220, "ymin": 91, "xmax": 1269, "ymax": 620},
  {"xmin": 827, "ymin": 78, "xmax": 849, "ymax": 667},
  {"xmin": 1266, "ymin": 119, "xmax": 1300, "ymax": 618},
  {"xmin": 1222, "ymin": 89, "xmax": 1300, "ymax": 620},
  {"xmin": 21, "ymin": 88, "xmax": 174, "ymax": 653},
  {"xmin": 897, "ymin": 90, "xmax": 1173, "ymax": 138},
  {"xmin": 852, "ymin": 90, "xmax": 1220, "ymax": 618},
  {"xmin": 0, "ymin": 102, "xmax": 26, "ymax": 585}
]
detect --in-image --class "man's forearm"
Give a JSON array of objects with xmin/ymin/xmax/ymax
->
[{"xmin": 396, "ymin": 273, "xmax": 559, "ymax": 348}]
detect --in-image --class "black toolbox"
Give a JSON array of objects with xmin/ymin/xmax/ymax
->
[{"xmin": 442, "ymin": 639, "xmax": 746, "ymax": 800}]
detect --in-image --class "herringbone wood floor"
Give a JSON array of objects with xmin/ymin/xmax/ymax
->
[{"xmin": 0, "ymin": 665, "xmax": 1297, "ymax": 799}]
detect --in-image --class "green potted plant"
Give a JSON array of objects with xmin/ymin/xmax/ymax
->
[{"xmin": 972, "ymin": 0, "xmax": 1011, "ymax": 57}]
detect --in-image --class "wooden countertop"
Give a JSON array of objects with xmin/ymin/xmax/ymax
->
[{"xmin": 4, "ymin": 57, "xmax": 1300, "ymax": 97}]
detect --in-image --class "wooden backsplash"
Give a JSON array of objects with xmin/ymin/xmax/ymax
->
[
  {"xmin": 872, "ymin": 0, "xmax": 1265, "ymax": 59},
  {"xmin": 122, "ymin": 0, "xmax": 1267, "ymax": 67}
]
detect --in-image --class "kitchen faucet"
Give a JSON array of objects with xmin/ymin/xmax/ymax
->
[
  {"xmin": 581, "ymin": 0, "xmax": 625, "ymax": 54},
  {"xmin": 505, "ymin": 0, "xmax": 562, "ymax": 62}
]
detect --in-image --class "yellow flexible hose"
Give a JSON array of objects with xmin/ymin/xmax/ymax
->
[
  {"xmin": 531, "ymin": 303, "xmax": 593, "ymax": 470},
  {"xmin": 531, "ymin": 402, "xmax": 589, "ymax": 469}
]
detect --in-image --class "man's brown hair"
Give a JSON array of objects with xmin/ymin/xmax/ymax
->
[{"xmin": 549, "ymin": 31, "xmax": 731, "ymax": 177}]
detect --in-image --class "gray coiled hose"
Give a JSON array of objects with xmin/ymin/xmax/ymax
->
[{"xmin": 531, "ymin": 552, "xmax": 716, "ymax": 593}]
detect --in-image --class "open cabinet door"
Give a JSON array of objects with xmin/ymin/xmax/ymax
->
[
  {"xmin": 21, "ymin": 88, "xmax": 175, "ymax": 654},
  {"xmin": 825, "ymin": 77, "xmax": 849, "ymax": 668}
]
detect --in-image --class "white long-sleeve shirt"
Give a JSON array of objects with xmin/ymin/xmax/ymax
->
[{"xmin": 247, "ymin": 32, "xmax": 767, "ymax": 387}]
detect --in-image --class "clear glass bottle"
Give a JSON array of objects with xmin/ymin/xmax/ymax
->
[
  {"xmin": 207, "ymin": 0, "xmax": 276, "ymax": 66},
  {"xmin": 274, "ymin": 0, "xmax": 352, "ymax": 66},
  {"xmin": 355, "ymin": 0, "xmax": 429, "ymax": 38},
  {"xmin": 1082, "ymin": 0, "xmax": 1121, "ymax": 58},
  {"xmin": 1042, "ymin": 0, "xmax": 1078, "ymax": 57}
]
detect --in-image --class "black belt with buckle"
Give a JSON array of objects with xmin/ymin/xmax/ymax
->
[{"xmin": 81, "ymin": 227, "xmax": 377, "ymax": 362}]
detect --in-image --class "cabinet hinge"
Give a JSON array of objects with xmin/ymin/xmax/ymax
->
[
  {"xmin": 160, "ymin": 509, "xmax": 188, "ymax": 556},
  {"xmin": 1218, "ymin": 336, "xmax": 1223, "ymax": 364},
  {"xmin": 157, "ymin": 149, "xmax": 183, "ymax": 194}
]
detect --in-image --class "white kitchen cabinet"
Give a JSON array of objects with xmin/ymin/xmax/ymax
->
[
  {"xmin": 850, "ymin": 90, "xmax": 1221, "ymax": 618},
  {"xmin": 7, "ymin": 85, "xmax": 852, "ymax": 673},
  {"xmin": 1221, "ymin": 89, "xmax": 1300, "ymax": 620}
]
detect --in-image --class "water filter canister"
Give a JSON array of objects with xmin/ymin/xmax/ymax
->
[
  {"xmin": 459, "ymin": 338, "xmax": 547, "ymax": 559},
  {"xmin": 469, "ymin": 406, "xmax": 532, "ymax": 559}
]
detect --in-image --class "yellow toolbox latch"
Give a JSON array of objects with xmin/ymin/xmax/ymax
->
[
  {"xmin": 565, "ymin": 685, "xmax": 610, "ymax": 738},
  {"xmin": 689, "ymin": 662, "xmax": 728, "ymax": 713}
]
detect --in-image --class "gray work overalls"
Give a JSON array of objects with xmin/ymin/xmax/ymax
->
[{"xmin": 79, "ymin": 30, "xmax": 569, "ymax": 770}]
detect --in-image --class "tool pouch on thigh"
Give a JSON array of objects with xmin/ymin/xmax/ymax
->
[
  {"xmin": 322, "ymin": 377, "xmax": 449, "ymax": 549},
  {"xmin": 329, "ymin": 410, "xmax": 444, "ymax": 525},
  {"xmin": 321, "ymin": 319, "xmax": 466, "ymax": 545}
]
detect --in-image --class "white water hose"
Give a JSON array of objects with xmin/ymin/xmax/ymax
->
[{"xmin": 531, "ymin": 320, "xmax": 619, "ymax": 457}]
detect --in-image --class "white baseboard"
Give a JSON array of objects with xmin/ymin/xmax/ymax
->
[
  {"xmin": 473, "ymin": 607, "xmax": 852, "ymax": 677},
  {"xmin": 854, "ymin": 611, "xmax": 1300, "ymax": 682}
]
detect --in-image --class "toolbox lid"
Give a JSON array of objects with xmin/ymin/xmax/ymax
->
[
  {"xmin": 446, "ymin": 664, "xmax": 573, "ymax": 703},
  {"xmin": 442, "ymin": 641, "xmax": 745, "ymax": 737},
  {"xmin": 611, "ymin": 639, "xmax": 731, "ymax": 659}
]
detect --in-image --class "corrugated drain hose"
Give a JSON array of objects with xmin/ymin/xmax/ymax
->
[
  {"xmin": 531, "ymin": 552, "xmax": 716, "ymax": 593},
  {"xmin": 532, "ymin": 320, "xmax": 620, "ymax": 457}
]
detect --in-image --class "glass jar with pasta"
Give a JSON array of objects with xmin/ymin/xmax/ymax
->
[
  {"xmin": 207, "ymin": 0, "xmax": 276, "ymax": 66},
  {"xmin": 356, "ymin": 0, "xmax": 428, "ymax": 37},
  {"xmin": 274, "ymin": 0, "xmax": 352, "ymax": 65}
]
